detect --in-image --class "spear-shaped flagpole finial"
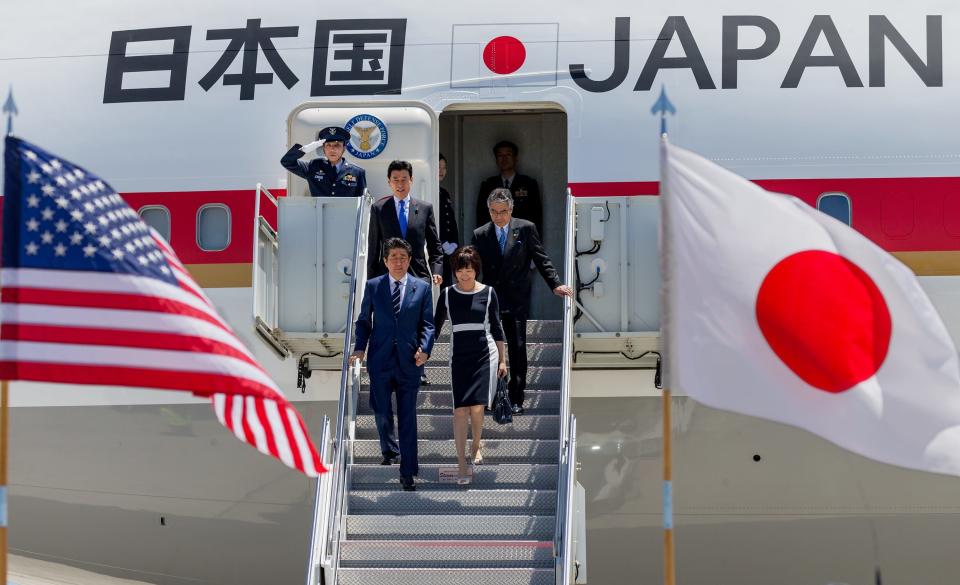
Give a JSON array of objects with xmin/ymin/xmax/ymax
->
[
  {"xmin": 650, "ymin": 85, "xmax": 676, "ymax": 135},
  {"xmin": 3, "ymin": 86, "xmax": 18, "ymax": 136}
]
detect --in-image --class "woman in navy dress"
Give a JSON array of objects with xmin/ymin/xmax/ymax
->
[{"xmin": 434, "ymin": 246, "xmax": 507, "ymax": 484}]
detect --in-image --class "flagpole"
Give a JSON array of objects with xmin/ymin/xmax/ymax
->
[
  {"xmin": 658, "ymin": 134, "xmax": 677, "ymax": 585},
  {"xmin": 1, "ymin": 380, "xmax": 8, "ymax": 584},
  {"xmin": 662, "ymin": 386, "xmax": 675, "ymax": 585}
]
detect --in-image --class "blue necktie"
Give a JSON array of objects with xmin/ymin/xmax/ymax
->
[
  {"xmin": 398, "ymin": 199, "xmax": 407, "ymax": 238},
  {"xmin": 392, "ymin": 281, "xmax": 402, "ymax": 315},
  {"xmin": 498, "ymin": 227, "xmax": 506, "ymax": 254}
]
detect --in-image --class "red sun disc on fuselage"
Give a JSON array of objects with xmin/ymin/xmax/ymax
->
[{"xmin": 483, "ymin": 36, "xmax": 526, "ymax": 75}]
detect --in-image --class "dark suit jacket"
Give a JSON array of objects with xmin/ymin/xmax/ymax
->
[
  {"xmin": 476, "ymin": 173, "xmax": 543, "ymax": 234},
  {"xmin": 353, "ymin": 274, "xmax": 436, "ymax": 377},
  {"xmin": 280, "ymin": 145, "xmax": 366, "ymax": 197},
  {"xmin": 438, "ymin": 187, "xmax": 460, "ymax": 246},
  {"xmin": 368, "ymin": 196, "xmax": 444, "ymax": 280},
  {"xmin": 471, "ymin": 218, "xmax": 562, "ymax": 313}
]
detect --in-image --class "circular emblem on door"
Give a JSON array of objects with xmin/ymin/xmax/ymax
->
[{"xmin": 344, "ymin": 114, "xmax": 388, "ymax": 159}]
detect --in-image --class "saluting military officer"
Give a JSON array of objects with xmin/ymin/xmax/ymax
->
[{"xmin": 280, "ymin": 126, "xmax": 367, "ymax": 197}]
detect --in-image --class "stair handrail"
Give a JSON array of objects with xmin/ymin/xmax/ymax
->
[
  {"xmin": 554, "ymin": 188, "xmax": 577, "ymax": 582},
  {"xmin": 304, "ymin": 415, "xmax": 331, "ymax": 585},
  {"xmin": 313, "ymin": 190, "xmax": 373, "ymax": 585},
  {"xmin": 558, "ymin": 416, "xmax": 578, "ymax": 584}
]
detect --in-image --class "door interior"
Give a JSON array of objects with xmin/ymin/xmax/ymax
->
[{"xmin": 439, "ymin": 105, "xmax": 568, "ymax": 320}]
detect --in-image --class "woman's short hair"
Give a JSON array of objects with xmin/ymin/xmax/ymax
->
[{"xmin": 450, "ymin": 245, "xmax": 483, "ymax": 274}]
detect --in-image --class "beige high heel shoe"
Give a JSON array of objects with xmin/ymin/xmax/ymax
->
[{"xmin": 471, "ymin": 443, "xmax": 483, "ymax": 466}]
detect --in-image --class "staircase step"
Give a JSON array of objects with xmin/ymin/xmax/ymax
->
[
  {"xmin": 350, "ymin": 463, "xmax": 558, "ymax": 490},
  {"xmin": 345, "ymin": 514, "xmax": 555, "ymax": 540},
  {"xmin": 363, "ymin": 366, "xmax": 561, "ymax": 386},
  {"xmin": 339, "ymin": 540, "xmax": 554, "ymax": 568},
  {"xmin": 338, "ymin": 567, "xmax": 554, "ymax": 585},
  {"xmin": 356, "ymin": 389, "xmax": 560, "ymax": 414},
  {"xmin": 355, "ymin": 414, "xmax": 559, "ymax": 440},
  {"xmin": 349, "ymin": 489, "xmax": 557, "ymax": 515},
  {"xmin": 428, "ymin": 342, "xmax": 563, "ymax": 365},
  {"xmin": 353, "ymin": 439, "xmax": 560, "ymax": 464}
]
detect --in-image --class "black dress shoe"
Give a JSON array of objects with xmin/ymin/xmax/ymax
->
[
  {"xmin": 510, "ymin": 404, "xmax": 524, "ymax": 415},
  {"xmin": 400, "ymin": 475, "xmax": 416, "ymax": 491},
  {"xmin": 420, "ymin": 374, "xmax": 430, "ymax": 386},
  {"xmin": 380, "ymin": 454, "xmax": 399, "ymax": 465}
]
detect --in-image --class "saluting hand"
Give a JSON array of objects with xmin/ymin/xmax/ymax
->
[{"xmin": 414, "ymin": 348, "xmax": 429, "ymax": 367}]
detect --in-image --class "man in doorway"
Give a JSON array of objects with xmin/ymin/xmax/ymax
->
[
  {"xmin": 438, "ymin": 153, "xmax": 460, "ymax": 288},
  {"xmin": 350, "ymin": 238, "xmax": 435, "ymax": 491},
  {"xmin": 475, "ymin": 140, "xmax": 543, "ymax": 235},
  {"xmin": 280, "ymin": 126, "xmax": 367, "ymax": 197},
  {"xmin": 472, "ymin": 188, "xmax": 572, "ymax": 414},
  {"xmin": 367, "ymin": 160, "xmax": 444, "ymax": 285}
]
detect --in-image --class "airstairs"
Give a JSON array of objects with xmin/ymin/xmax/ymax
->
[{"xmin": 288, "ymin": 191, "xmax": 583, "ymax": 585}]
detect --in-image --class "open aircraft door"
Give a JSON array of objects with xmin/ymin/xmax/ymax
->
[{"xmin": 254, "ymin": 102, "xmax": 439, "ymax": 366}]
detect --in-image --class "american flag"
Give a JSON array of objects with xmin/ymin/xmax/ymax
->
[{"xmin": 1, "ymin": 136, "xmax": 324, "ymax": 477}]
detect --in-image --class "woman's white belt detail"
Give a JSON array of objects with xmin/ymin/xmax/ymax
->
[{"xmin": 451, "ymin": 323, "xmax": 486, "ymax": 333}]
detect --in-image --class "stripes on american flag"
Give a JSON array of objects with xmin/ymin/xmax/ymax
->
[{"xmin": 2, "ymin": 136, "xmax": 324, "ymax": 477}]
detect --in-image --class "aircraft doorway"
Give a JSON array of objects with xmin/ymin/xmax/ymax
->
[{"xmin": 439, "ymin": 105, "xmax": 568, "ymax": 320}]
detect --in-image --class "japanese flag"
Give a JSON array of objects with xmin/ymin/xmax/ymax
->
[
  {"xmin": 661, "ymin": 139, "xmax": 960, "ymax": 476},
  {"xmin": 451, "ymin": 23, "xmax": 559, "ymax": 88}
]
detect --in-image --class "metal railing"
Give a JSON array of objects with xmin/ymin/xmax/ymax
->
[
  {"xmin": 554, "ymin": 188, "xmax": 578, "ymax": 584},
  {"xmin": 304, "ymin": 416, "xmax": 331, "ymax": 585},
  {"xmin": 303, "ymin": 190, "xmax": 373, "ymax": 585},
  {"xmin": 253, "ymin": 185, "xmax": 286, "ymax": 356}
]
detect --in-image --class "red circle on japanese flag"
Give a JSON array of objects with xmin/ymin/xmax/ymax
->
[
  {"xmin": 483, "ymin": 36, "xmax": 526, "ymax": 74},
  {"xmin": 755, "ymin": 250, "xmax": 892, "ymax": 393}
]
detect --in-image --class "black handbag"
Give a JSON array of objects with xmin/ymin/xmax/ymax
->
[{"xmin": 491, "ymin": 376, "xmax": 513, "ymax": 425}]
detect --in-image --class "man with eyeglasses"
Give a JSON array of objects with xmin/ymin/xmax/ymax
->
[
  {"xmin": 367, "ymin": 160, "xmax": 444, "ymax": 285},
  {"xmin": 280, "ymin": 126, "xmax": 367, "ymax": 197},
  {"xmin": 472, "ymin": 188, "xmax": 572, "ymax": 414}
]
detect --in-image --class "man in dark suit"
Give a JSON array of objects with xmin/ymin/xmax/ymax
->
[
  {"xmin": 280, "ymin": 126, "xmax": 367, "ymax": 197},
  {"xmin": 475, "ymin": 140, "xmax": 543, "ymax": 235},
  {"xmin": 472, "ymin": 188, "xmax": 572, "ymax": 414},
  {"xmin": 367, "ymin": 160, "xmax": 443, "ymax": 285},
  {"xmin": 350, "ymin": 238, "xmax": 436, "ymax": 491}
]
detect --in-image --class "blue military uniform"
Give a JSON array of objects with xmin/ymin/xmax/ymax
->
[{"xmin": 280, "ymin": 126, "xmax": 367, "ymax": 197}]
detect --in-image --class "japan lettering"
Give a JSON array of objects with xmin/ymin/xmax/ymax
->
[{"xmin": 103, "ymin": 19, "xmax": 406, "ymax": 103}]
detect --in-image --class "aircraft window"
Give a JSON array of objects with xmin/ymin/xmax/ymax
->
[
  {"xmin": 816, "ymin": 193, "xmax": 851, "ymax": 226},
  {"xmin": 197, "ymin": 204, "xmax": 231, "ymax": 251},
  {"xmin": 881, "ymin": 191, "xmax": 915, "ymax": 239},
  {"xmin": 138, "ymin": 206, "xmax": 171, "ymax": 242}
]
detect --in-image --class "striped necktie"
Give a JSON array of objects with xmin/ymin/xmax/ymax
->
[
  {"xmin": 392, "ymin": 280, "xmax": 402, "ymax": 315},
  {"xmin": 498, "ymin": 227, "xmax": 507, "ymax": 254}
]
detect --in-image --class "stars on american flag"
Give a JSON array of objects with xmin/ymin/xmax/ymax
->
[{"xmin": 13, "ymin": 145, "xmax": 176, "ymax": 284}]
